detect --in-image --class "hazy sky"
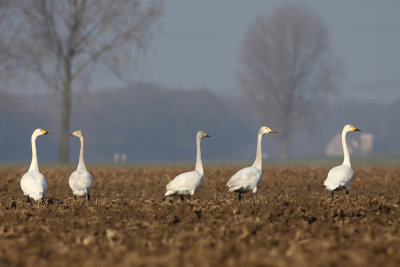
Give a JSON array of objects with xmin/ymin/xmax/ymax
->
[{"xmin": 133, "ymin": 0, "xmax": 400, "ymax": 104}]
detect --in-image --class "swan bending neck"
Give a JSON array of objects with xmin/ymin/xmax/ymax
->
[
  {"xmin": 195, "ymin": 137, "xmax": 203, "ymax": 174},
  {"xmin": 29, "ymin": 134, "xmax": 39, "ymax": 171},
  {"xmin": 342, "ymin": 130, "xmax": 351, "ymax": 166},
  {"xmin": 252, "ymin": 133, "xmax": 263, "ymax": 170},
  {"xmin": 77, "ymin": 136, "xmax": 86, "ymax": 170}
]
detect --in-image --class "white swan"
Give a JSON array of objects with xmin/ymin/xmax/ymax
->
[
  {"xmin": 165, "ymin": 130, "xmax": 210, "ymax": 201},
  {"xmin": 226, "ymin": 126, "xmax": 277, "ymax": 201},
  {"xmin": 20, "ymin": 129, "xmax": 51, "ymax": 202},
  {"xmin": 69, "ymin": 130, "xmax": 93, "ymax": 200},
  {"xmin": 324, "ymin": 124, "xmax": 360, "ymax": 200}
]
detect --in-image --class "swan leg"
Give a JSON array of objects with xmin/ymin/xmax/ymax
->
[
  {"xmin": 190, "ymin": 195, "xmax": 194, "ymax": 201},
  {"xmin": 252, "ymin": 187, "xmax": 258, "ymax": 201},
  {"xmin": 346, "ymin": 189, "xmax": 349, "ymax": 195},
  {"xmin": 26, "ymin": 196, "xmax": 32, "ymax": 203},
  {"xmin": 87, "ymin": 193, "xmax": 90, "ymax": 201},
  {"xmin": 180, "ymin": 196, "xmax": 184, "ymax": 202},
  {"xmin": 331, "ymin": 191, "xmax": 334, "ymax": 201},
  {"xmin": 238, "ymin": 193, "xmax": 242, "ymax": 202},
  {"xmin": 73, "ymin": 195, "xmax": 77, "ymax": 200}
]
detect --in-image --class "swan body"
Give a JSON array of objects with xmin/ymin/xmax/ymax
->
[
  {"xmin": 165, "ymin": 131, "xmax": 210, "ymax": 201},
  {"xmin": 69, "ymin": 130, "xmax": 93, "ymax": 200},
  {"xmin": 20, "ymin": 129, "xmax": 51, "ymax": 201},
  {"xmin": 324, "ymin": 124, "xmax": 360, "ymax": 200},
  {"xmin": 226, "ymin": 126, "xmax": 277, "ymax": 201},
  {"xmin": 165, "ymin": 171, "xmax": 203, "ymax": 198},
  {"xmin": 226, "ymin": 166, "xmax": 261, "ymax": 193}
]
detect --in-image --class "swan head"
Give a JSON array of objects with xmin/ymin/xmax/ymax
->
[
  {"xmin": 197, "ymin": 130, "xmax": 211, "ymax": 139},
  {"xmin": 259, "ymin": 126, "xmax": 278, "ymax": 135},
  {"xmin": 344, "ymin": 124, "xmax": 361, "ymax": 133},
  {"xmin": 71, "ymin": 130, "xmax": 84, "ymax": 138},
  {"xmin": 34, "ymin": 128, "xmax": 52, "ymax": 137}
]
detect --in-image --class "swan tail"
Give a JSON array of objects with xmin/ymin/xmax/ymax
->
[
  {"xmin": 165, "ymin": 190, "xmax": 175, "ymax": 197},
  {"xmin": 228, "ymin": 185, "xmax": 241, "ymax": 192},
  {"xmin": 323, "ymin": 180, "xmax": 336, "ymax": 191}
]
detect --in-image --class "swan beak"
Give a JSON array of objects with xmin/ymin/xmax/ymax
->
[
  {"xmin": 269, "ymin": 129, "xmax": 278, "ymax": 134},
  {"xmin": 42, "ymin": 130, "xmax": 51, "ymax": 135},
  {"xmin": 354, "ymin": 128, "xmax": 361, "ymax": 132},
  {"xmin": 205, "ymin": 134, "xmax": 211, "ymax": 138}
]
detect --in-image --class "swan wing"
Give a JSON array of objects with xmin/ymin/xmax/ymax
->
[
  {"xmin": 69, "ymin": 170, "xmax": 93, "ymax": 195},
  {"xmin": 324, "ymin": 165, "xmax": 354, "ymax": 191},
  {"xmin": 20, "ymin": 171, "xmax": 47, "ymax": 200},
  {"xmin": 226, "ymin": 166, "xmax": 261, "ymax": 192},
  {"xmin": 165, "ymin": 171, "xmax": 203, "ymax": 195}
]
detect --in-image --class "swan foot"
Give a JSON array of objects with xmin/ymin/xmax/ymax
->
[
  {"xmin": 87, "ymin": 194, "xmax": 90, "ymax": 201},
  {"xmin": 180, "ymin": 196, "xmax": 184, "ymax": 202}
]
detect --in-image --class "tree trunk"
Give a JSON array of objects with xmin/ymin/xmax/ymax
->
[
  {"xmin": 280, "ymin": 134, "xmax": 289, "ymax": 159},
  {"xmin": 58, "ymin": 60, "xmax": 72, "ymax": 162}
]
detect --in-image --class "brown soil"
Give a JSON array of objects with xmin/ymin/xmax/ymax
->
[{"xmin": 0, "ymin": 166, "xmax": 399, "ymax": 267}]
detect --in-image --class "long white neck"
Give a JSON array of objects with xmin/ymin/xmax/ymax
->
[
  {"xmin": 342, "ymin": 129, "xmax": 351, "ymax": 166},
  {"xmin": 28, "ymin": 133, "xmax": 39, "ymax": 171},
  {"xmin": 252, "ymin": 133, "xmax": 263, "ymax": 170},
  {"xmin": 195, "ymin": 136, "xmax": 203, "ymax": 174},
  {"xmin": 77, "ymin": 136, "xmax": 86, "ymax": 171}
]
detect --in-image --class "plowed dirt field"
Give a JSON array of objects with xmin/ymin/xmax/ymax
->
[{"xmin": 0, "ymin": 166, "xmax": 399, "ymax": 267}]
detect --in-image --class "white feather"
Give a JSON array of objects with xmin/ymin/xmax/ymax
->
[
  {"xmin": 323, "ymin": 124, "xmax": 360, "ymax": 196},
  {"xmin": 69, "ymin": 170, "xmax": 93, "ymax": 196},
  {"xmin": 20, "ymin": 171, "xmax": 48, "ymax": 201},
  {"xmin": 69, "ymin": 130, "xmax": 93, "ymax": 198},
  {"xmin": 226, "ymin": 126, "xmax": 276, "ymax": 198},
  {"xmin": 164, "ymin": 131, "xmax": 209, "ymax": 198},
  {"xmin": 324, "ymin": 165, "xmax": 353, "ymax": 191},
  {"xmin": 226, "ymin": 166, "xmax": 261, "ymax": 193},
  {"xmin": 20, "ymin": 128, "xmax": 50, "ymax": 201},
  {"xmin": 165, "ymin": 170, "xmax": 203, "ymax": 196}
]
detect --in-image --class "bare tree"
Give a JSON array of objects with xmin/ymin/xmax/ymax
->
[
  {"xmin": 13, "ymin": 0, "xmax": 161, "ymax": 162},
  {"xmin": 239, "ymin": 3, "xmax": 341, "ymax": 159},
  {"xmin": 0, "ymin": 0, "xmax": 20, "ymax": 110},
  {"xmin": 0, "ymin": 0, "xmax": 18, "ymax": 87}
]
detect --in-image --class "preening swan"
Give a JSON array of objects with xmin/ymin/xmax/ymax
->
[
  {"xmin": 165, "ymin": 131, "xmax": 210, "ymax": 202},
  {"xmin": 69, "ymin": 130, "xmax": 93, "ymax": 200},
  {"xmin": 20, "ymin": 129, "xmax": 51, "ymax": 202},
  {"xmin": 226, "ymin": 126, "xmax": 277, "ymax": 201},
  {"xmin": 324, "ymin": 124, "xmax": 360, "ymax": 200}
]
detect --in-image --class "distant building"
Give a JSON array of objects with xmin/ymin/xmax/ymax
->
[
  {"xmin": 113, "ymin": 153, "xmax": 120, "ymax": 163},
  {"xmin": 121, "ymin": 153, "xmax": 127, "ymax": 163},
  {"xmin": 360, "ymin": 133, "xmax": 374, "ymax": 155},
  {"xmin": 325, "ymin": 132, "xmax": 374, "ymax": 156}
]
